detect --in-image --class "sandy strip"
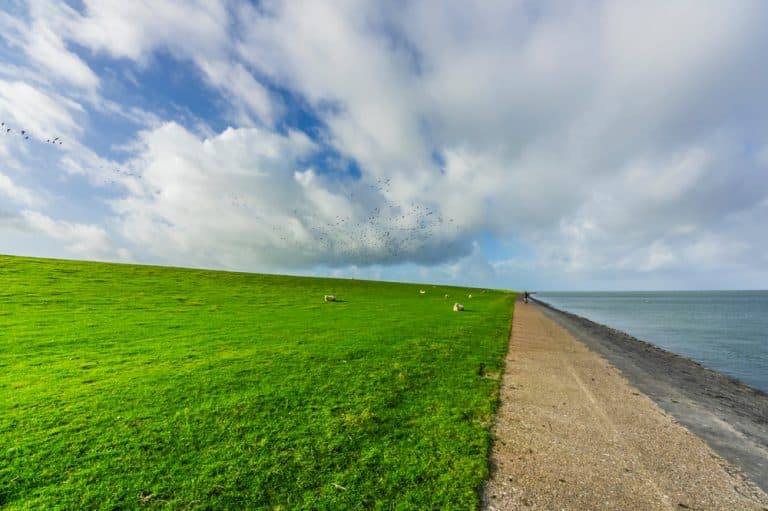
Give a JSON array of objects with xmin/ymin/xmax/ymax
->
[{"xmin": 483, "ymin": 300, "xmax": 768, "ymax": 510}]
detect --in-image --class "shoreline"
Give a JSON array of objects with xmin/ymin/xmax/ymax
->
[{"xmin": 531, "ymin": 297, "xmax": 768, "ymax": 492}]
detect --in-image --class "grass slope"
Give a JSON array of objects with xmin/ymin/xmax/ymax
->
[{"xmin": 0, "ymin": 255, "xmax": 514, "ymax": 510}]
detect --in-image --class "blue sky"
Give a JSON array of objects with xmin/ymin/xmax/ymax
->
[{"xmin": 2, "ymin": 0, "xmax": 768, "ymax": 290}]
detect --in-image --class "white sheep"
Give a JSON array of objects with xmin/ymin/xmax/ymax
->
[
  {"xmin": 444, "ymin": 294, "xmax": 449, "ymax": 299},
  {"xmin": 453, "ymin": 303, "xmax": 464, "ymax": 312},
  {"xmin": 468, "ymin": 294, "xmax": 473, "ymax": 299},
  {"xmin": 324, "ymin": 295, "xmax": 336, "ymax": 302},
  {"xmin": 419, "ymin": 289, "xmax": 426, "ymax": 294}
]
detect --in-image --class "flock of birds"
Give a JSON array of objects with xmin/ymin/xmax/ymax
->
[
  {"xmin": 2, "ymin": 120, "xmax": 145, "ymax": 186},
  {"xmin": 269, "ymin": 187, "xmax": 461, "ymax": 263},
  {"xmin": 221, "ymin": 176, "xmax": 461, "ymax": 263},
  {"xmin": 98, "ymin": 165, "xmax": 143, "ymax": 186},
  {"xmin": 2, "ymin": 121, "xmax": 63, "ymax": 146},
  {"xmin": 3, "ymin": 117, "xmax": 461, "ymax": 263}
]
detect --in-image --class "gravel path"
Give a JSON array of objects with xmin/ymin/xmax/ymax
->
[
  {"xmin": 534, "ymin": 298, "xmax": 768, "ymax": 492},
  {"xmin": 483, "ymin": 300, "xmax": 768, "ymax": 510}
]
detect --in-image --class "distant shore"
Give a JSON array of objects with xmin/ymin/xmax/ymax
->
[{"xmin": 532, "ymin": 297, "xmax": 768, "ymax": 492}]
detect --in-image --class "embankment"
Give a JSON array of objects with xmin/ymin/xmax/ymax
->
[
  {"xmin": 533, "ymin": 298, "xmax": 768, "ymax": 493},
  {"xmin": 483, "ymin": 301, "xmax": 768, "ymax": 510}
]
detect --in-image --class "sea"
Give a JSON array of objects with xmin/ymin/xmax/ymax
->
[{"xmin": 534, "ymin": 291, "xmax": 768, "ymax": 394}]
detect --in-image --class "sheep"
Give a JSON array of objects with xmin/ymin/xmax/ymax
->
[
  {"xmin": 453, "ymin": 303, "xmax": 464, "ymax": 312},
  {"xmin": 444, "ymin": 294, "xmax": 449, "ymax": 299},
  {"xmin": 419, "ymin": 289, "xmax": 426, "ymax": 294},
  {"xmin": 324, "ymin": 295, "xmax": 336, "ymax": 302},
  {"xmin": 468, "ymin": 294, "xmax": 473, "ymax": 299}
]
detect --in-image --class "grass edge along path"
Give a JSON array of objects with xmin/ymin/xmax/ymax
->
[{"xmin": 0, "ymin": 255, "xmax": 515, "ymax": 509}]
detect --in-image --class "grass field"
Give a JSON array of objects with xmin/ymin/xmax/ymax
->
[{"xmin": 0, "ymin": 255, "xmax": 514, "ymax": 509}]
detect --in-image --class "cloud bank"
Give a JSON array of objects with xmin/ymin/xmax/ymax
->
[{"xmin": 1, "ymin": 0, "xmax": 767, "ymax": 289}]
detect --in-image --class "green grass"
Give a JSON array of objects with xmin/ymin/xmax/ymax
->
[{"xmin": 0, "ymin": 254, "xmax": 514, "ymax": 510}]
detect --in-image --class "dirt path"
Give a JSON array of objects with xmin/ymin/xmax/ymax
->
[{"xmin": 483, "ymin": 300, "xmax": 768, "ymax": 510}]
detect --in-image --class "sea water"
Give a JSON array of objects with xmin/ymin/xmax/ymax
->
[{"xmin": 534, "ymin": 291, "xmax": 768, "ymax": 393}]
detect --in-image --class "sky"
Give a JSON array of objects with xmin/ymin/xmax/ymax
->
[{"xmin": 1, "ymin": 0, "xmax": 767, "ymax": 291}]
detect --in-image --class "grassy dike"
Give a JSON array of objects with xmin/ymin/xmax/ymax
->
[{"xmin": 0, "ymin": 255, "xmax": 514, "ymax": 509}]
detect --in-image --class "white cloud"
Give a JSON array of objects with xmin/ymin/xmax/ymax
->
[
  {"xmin": 19, "ymin": 209, "xmax": 118, "ymax": 258},
  {"xmin": 72, "ymin": 0, "xmax": 229, "ymax": 63},
  {"xmin": 0, "ymin": 1, "xmax": 99, "ymax": 91},
  {"xmin": 108, "ymin": 122, "xmax": 473, "ymax": 270},
  {"xmin": 0, "ymin": 79, "xmax": 84, "ymax": 140},
  {"xmin": 25, "ymin": 21, "xmax": 99, "ymax": 90},
  {"xmin": 0, "ymin": 173, "xmax": 42, "ymax": 207},
  {"xmin": 237, "ymin": 0, "xmax": 768, "ymax": 282},
  {"xmin": 68, "ymin": 0, "xmax": 275, "ymax": 125}
]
